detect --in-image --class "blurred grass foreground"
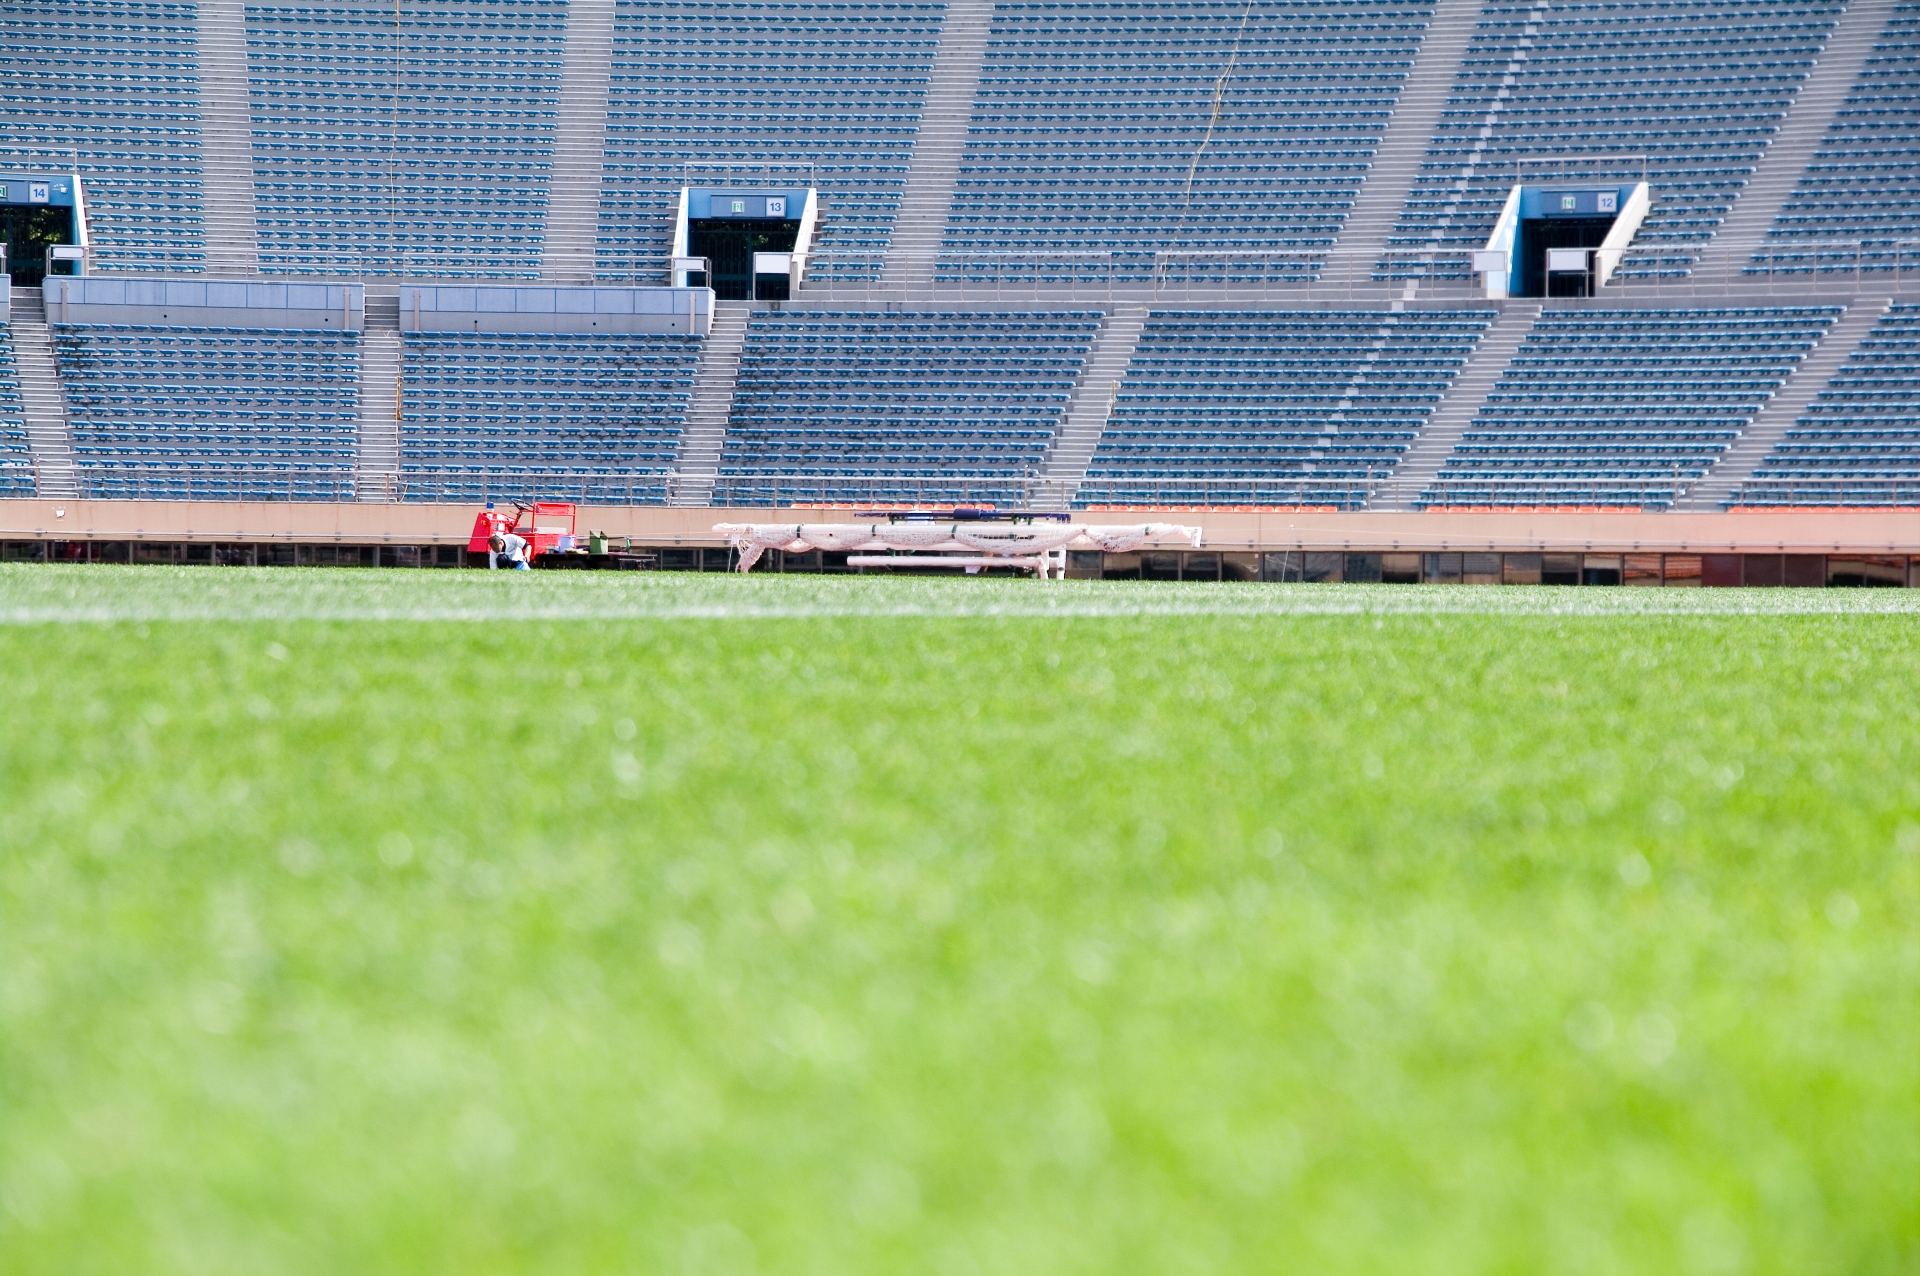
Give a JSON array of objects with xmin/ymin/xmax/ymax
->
[{"xmin": 0, "ymin": 567, "xmax": 1915, "ymax": 1275}]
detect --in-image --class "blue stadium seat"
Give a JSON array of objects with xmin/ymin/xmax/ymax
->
[
  {"xmin": 1079, "ymin": 308, "xmax": 1493, "ymax": 508},
  {"xmin": 719, "ymin": 310, "xmax": 1100, "ymax": 504},
  {"xmin": 398, "ymin": 330, "xmax": 698, "ymax": 502},
  {"xmin": 1752, "ymin": 7, "xmax": 1920, "ymax": 273},
  {"xmin": 1735, "ymin": 301, "xmax": 1920, "ymax": 505},
  {"xmin": 0, "ymin": 0, "xmax": 207, "ymax": 272},
  {"xmin": 51, "ymin": 325, "xmax": 360, "ymax": 499},
  {"xmin": 1385, "ymin": 1, "xmax": 1843, "ymax": 282},
  {"xmin": 1425, "ymin": 307, "xmax": 1841, "ymax": 509}
]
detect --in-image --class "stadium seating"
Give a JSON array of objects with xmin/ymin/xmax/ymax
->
[
  {"xmin": 1426, "ymin": 307, "xmax": 1840, "ymax": 508},
  {"xmin": 597, "ymin": 0, "xmax": 943, "ymax": 282},
  {"xmin": 720, "ymin": 310, "xmax": 1100, "ymax": 503},
  {"xmin": 247, "ymin": 0, "xmax": 566, "ymax": 276},
  {"xmin": 1736, "ymin": 302, "xmax": 1920, "ymax": 505},
  {"xmin": 1388, "ymin": 0, "xmax": 1842, "ymax": 280},
  {"xmin": 0, "ymin": 327, "xmax": 33, "ymax": 495},
  {"xmin": 1080, "ymin": 308, "xmax": 1494, "ymax": 507},
  {"xmin": 0, "ymin": 0, "xmax": 204, "ymax": 271},
  {"xmin": 1752, "ymin": 4, "xmax": 1920, "ymax": 273},
  {"xmin": 50, "ymin": 325, "xmax": 361, "ymax": 498},
  {"xmin": 11, "ymin": 0, "xmax": 1920, "ymax": 519},
  {"xmin": 399, "ymin": 331, "xmax": 699, "ymax": 501},
  {"xmin": 941, "ymin": 0, "xmax": 1432, "ymax": 281}
]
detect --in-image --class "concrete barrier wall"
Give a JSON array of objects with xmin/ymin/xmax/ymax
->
[
  {"xmin": 397, "ymin": 284, "xmax": 714, "ymax": 336},
  {"xmin": 0, "ymin": 500, "xmax": 1913, "ymax": 555},
  {"xmin": 43, "ymin": 277, "xmax": 365, "ymax": 330}
]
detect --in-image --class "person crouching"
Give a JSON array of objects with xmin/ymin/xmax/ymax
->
[{"xmin": 488, "ymin": 531, "xmax": 531, "ymax": 570}]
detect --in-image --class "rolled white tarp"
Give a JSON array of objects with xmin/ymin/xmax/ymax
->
[{"xmin": 713, "ymin": 522, "xmax": 1203, "ymax": 573}]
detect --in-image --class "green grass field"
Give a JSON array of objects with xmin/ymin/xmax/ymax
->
[{"xmin": 2, "ymin": 566, "xmax": 1915, "ymax": 1275}]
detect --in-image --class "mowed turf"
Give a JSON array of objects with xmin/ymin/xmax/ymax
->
[{"xmin": 0, "ymin": 567, "xmax": 1915, "ymax": 1275}]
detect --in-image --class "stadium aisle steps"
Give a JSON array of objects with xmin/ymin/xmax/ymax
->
[
  {"xmin": 196, "ymin": 0, "xmax": 261, "ymax": 273},
  {"xmin": 879, "ymin": 0, "xmax": 997, "ymax": 295},
  {"xmin": 1423, "ymin": 306, "xmax": 1842, "ymax": 509},
  {"xmin": 5, "ymin": 292, "xmax": 80, "ymax": 499},
  {"xmin": 1735, "ymin": 300, "xmax": 1920, "ymax": 505},
  {"xmin": 670, "ymin": 301, "xmax": 752, "ymax": 507},
  {"xmin": 1080, "ymin": 308, "xmax": 1495, "ymax": 509},
  {"xmin": 539, "ymin": 0, "xmax": 617, "ymax": 283},
  {"xmin": 1692, "ymin": 298, "xmax": 1889, "ymax": 504},
  {"xmin": 1336, "ymin": 0, "xmax": 1484, "ymax": 258},
  {"xmin": 355, "ymin": 328, "xmax": 403, "ymax": 502},
  {"xmin": 1705, "ymin": 0, "xmax": 1898, "ymax": 261},
  {"xmin": 1037, "ymin": 306, "xmax": 1149, "ymax": 508},
  {"xmin": 718, "ymin": 309, "xmax": 1101, "ymax": 505},
  {"xmin": 1373, "ymin": 300, "xmax": 1541, "ymax": 509},
  {"xmin": 1750, "ymin": 0, "xmax": 1920, "ymax": 273}
]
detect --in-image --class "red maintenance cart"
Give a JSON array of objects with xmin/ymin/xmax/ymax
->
[
  {"xmin": 465, "ymin": 501, "xmax": 656, "ymax": 569},
  {"xmin": 466, "ymin": 501, "xmax": 577, "ymax": 566}
]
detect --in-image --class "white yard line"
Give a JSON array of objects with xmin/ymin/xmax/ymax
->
[{"xmin": 2, "ymin": 567, "xmax": 1917, "ymax": 623}]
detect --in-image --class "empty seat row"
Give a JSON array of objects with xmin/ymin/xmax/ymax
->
[
  {"xmin": 1753, "ymin": 5, "xmax": 1920, "ymax": 270},
  {"xmin": 1081, "ymin": 308, "xmax": 1493, "ymax": 507},
  {"xmin": 1430, "ymin": 307, "xmax": 1840, "ymax": 509},
  {"xmin": 719, "ymin": 310, "xmax": 1099, "ymax": 503},
  {"xmin": 1386, "ymin": 1, "xmax": 1843, "ymax": 283},
  {"xmin": 398, "ymin": 329, "xmax": 701, "ymax": 500},
  {"xmin": 50, "ymin": 324, "xmax": 361, "ymax": 499},
  {"xmin": 944, "ymin": 0, "xmax": 1430, "ymax": 275},
  {"xmin": 1737, "ymin": 301, "xmax": 1920, "ymax": 504}
]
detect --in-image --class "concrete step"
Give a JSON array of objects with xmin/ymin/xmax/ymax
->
[
  {"xmin": 355, "ymin": 329, "xmax": 403, "ymax": 502},
  {"xmin": 1370, "ymin": 301, "xmax": 1542, "ymax": 510},
  {"xmin": 1334, "ymin": 0, "xmax": 1486, "ymax": 259},
  {"xmin": 1691, "ymin": 299, "xmax": 1888, "ymax": 506},
  {"xmin": 880, "ymin": 0, "xmax": 995, "ymax": 294},
  {"xmin": 196, "ymin": 0, "xmax": 260, "ymax": 274},
  {"xmin": 671, "ymin": 301, "xmax": 752, "ymax": 506},
  {"xmin": 1708, "ymin": 0, "xmax": 1900, "ymax": 259},
  {"xmin": 1036, "ymin": 305, "xmax": 1148, "ymax": 508},
  {"xmin": 364, "ymin": 289, "xmax": 401, "ymax": 331},
  {"xmin": 8, "ymin": 290, "xmax": 80, "ymax": 498},
  {"xmin": 539, "ymin": 0, "xmax": 616, "ymax": 282}
]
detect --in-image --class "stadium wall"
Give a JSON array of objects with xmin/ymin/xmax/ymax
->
[{"xmin": 0, "ymin": 500, "xmax": 1912, "ymax": 563}]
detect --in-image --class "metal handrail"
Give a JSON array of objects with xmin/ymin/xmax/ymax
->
[
  {"xmin": 797, "ymin": 246, "xmax": 1490, "ymax": 304},
  {"xmin": 39, "ymin": 466, "xmax": 1920, "ymax": 512}
]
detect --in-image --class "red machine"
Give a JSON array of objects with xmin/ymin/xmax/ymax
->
[{"xmin": 466, "ymin": 501, "xmax": 578, "ymax": 564}]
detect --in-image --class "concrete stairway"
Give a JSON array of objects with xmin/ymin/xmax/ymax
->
[
  {"xmin": 10, "ymin": 290, "xmax": 80, "ymax": 499},
  {"xmin": 1035, "ymin": 305, "xmax": 1147, "ymax": 508},
  {"xmin": 1689, "ymin": 299, "xmax": 1887, "ymax": 507},
  {"xmin": 670, "ymin": 301, "xmax": 751, "ymax": 506},
  {"xmin": 355, "ymin": 293, "xmax": 402, "ymax": 502},
  {"xmin": 879, "ymin": 0, "xmax": 995, "ymax": 296},
  {"xmin": 196, "ymin": 0, "xmax": 260, "ymax": 274},
  {"xmin": 1334, "ymin": 0, "xmax": 1484, "ymax": 259},
  {"xmin": 1370, "ymin": 301, "xmax": 1541, "ymax": 510},
  {"xmin": 540, "ymin": 0, "xmax": 617, "ymax": 282},
  {"xmin": 1707, "ymin": 0, "xmax": 1898, "ymax": 260}
]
